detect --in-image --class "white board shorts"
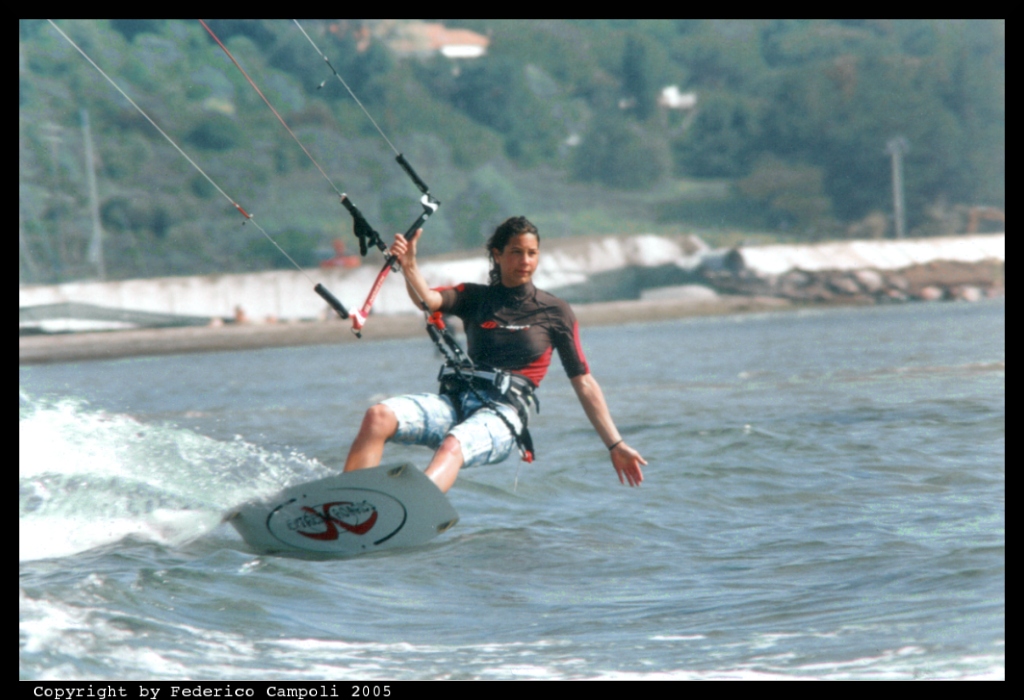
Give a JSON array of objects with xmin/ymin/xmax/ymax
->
[{"xmin": 381, "ymin": 391, "xmax": 523, "ymax": 469}]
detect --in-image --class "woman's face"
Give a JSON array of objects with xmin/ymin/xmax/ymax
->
[{"xmin": 491, "ymin": 233, "xmax": 540, "ymax": 288}]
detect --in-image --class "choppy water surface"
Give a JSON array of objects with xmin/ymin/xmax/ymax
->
[{"xmin": 20, "ymin": 300, "xmax": 1004, "ymax": 679}]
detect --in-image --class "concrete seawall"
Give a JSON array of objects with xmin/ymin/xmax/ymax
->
[
  {"xmin": 16, "ymin": 233, "xmax": 707, "ymax": 325},
  {"xmin": 19, "ymin": 295, "xmax": 792, "ymax": 365},
  {"xmin": 20, "ymin": 232, "xmax": 1003, "ymax": 364},
  {"xmin": 732, "ymin": 234, "xmax": 1004, "ymax": 275}
]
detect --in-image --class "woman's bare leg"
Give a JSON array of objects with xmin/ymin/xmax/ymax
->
[
  {"xmin": 424, "ymin": 435, "xmax": 464, "ymax": 493},
  {"xmin": 343, "ymin": 404, "xmax": 398, "ymax": 472},
  {"xmin": 345, "ymin": 403, "xmax": 464, "ymax": 493}
]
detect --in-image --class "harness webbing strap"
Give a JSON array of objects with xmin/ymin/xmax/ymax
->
[{"xmin": 433, "ymin": 344, "xmax": 538, "ymax": 463}]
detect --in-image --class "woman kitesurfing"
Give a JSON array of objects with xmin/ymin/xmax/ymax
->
[
  {"xmin": 343, "ymin": 216, "xmax": 647, "ymax": 493},
  {"xmin": 49, "ymin": 18, "xmax": 645, "ymax": 501}
]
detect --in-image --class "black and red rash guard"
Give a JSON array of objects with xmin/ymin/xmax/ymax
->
[{"xmin": 437, "ymin": 282, "xmax": 589, "ymax": 388}]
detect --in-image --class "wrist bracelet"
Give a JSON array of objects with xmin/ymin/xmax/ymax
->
[{"xmin": 608, "ymin": 439, "xmax": 623, "ymax": 452}]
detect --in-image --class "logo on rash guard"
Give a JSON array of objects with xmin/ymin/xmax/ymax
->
[{"xmin": 481, "ymin": 320, "xmax": 530, "ymax": 331}]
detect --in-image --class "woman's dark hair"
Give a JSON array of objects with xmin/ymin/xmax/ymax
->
[{"xmin": 486, "ymin": 216, "xmax": 539, "ymax": 286}]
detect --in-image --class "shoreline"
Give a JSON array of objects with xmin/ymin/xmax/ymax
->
[{"xmin": 20, "ymin": 295, "xmax": 794, "ymax": 365}]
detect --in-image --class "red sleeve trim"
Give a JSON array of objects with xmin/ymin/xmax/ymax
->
[{"xmin": 517, "ymin": 346, "xmax": 553, "ymax": 387}]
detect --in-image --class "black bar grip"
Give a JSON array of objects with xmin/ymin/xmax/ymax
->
[
  {"xmin": 395, "ymin": 153, "xmax": 430, "ymax": 194},
  {"xmin": 340, "ymin": 195, "xmax": 358, "ymax": 216},
  {"xmin": 315, "ymin": 283, "xmax": 349, "ymax": 319},
  {"xmin": 403, "ymin": 214, "xmax": 429, "ymax": 240},
  {"xmin": 402, "ymin": 195, "xmax": 440, "ymax": 239},
  {"xmin": 341, "ymin": 195, "xmax": 386, "ymax": 256}
]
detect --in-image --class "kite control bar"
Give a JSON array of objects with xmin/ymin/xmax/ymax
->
[{"xmin": 349, "ymin": 194, "xmax": 440, "ymax": 337}]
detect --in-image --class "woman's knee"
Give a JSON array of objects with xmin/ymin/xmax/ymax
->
[
  {"xmin": 436, "ymin": 434, "xmax": 463, "ymax": 460},
  {"xmin": 360, "ymin": 403, "xmax": 398, "ymax": 438}
]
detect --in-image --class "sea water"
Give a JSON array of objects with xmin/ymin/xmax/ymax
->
[{"xmin": 19, "ymin": 299, "xmax": 1004, "ymax": 680}]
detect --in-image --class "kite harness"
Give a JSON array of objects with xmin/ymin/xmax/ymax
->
[{"xmin": 426, "ymin": 312, "xmax": 538, "ymax": 464}]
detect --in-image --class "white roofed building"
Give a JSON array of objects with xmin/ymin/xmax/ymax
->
[{"xmin": 381, "ymin": 22, "xmax": 489, "ymax": 59}]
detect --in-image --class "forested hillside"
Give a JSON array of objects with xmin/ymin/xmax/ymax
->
[{"xmin": 19, "ymin": 20, "xmax": 1004, "ymax": 284}]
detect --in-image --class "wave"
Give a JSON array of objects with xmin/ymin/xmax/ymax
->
[{"xmin": 19, "ymin": 394, "xmax": 327, "ymax": 561}]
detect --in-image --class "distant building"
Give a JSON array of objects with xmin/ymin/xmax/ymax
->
[
  {"xmin": 383, "ymin": 22, "xmax": 489, "ymax": 59},
  {"xmin": 658, "ymin": 86, "xmax": 697, "ymax": 110}
]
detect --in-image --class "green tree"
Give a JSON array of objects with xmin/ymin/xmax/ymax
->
[
  {"xmin": 671, "ymin": 20, "xmax": 770, "ymax": 91},
  {"xmin": 241, "ymin": 228, "xmax": 321, "ymax": 269},
  {"xmin": 110, "ymin": 20, "xmax": 167, "ymax": 42},
  {"xmin": 185, "ymin": 113, "xmax": 240, "ymax": 151},
  {"xmin": 450, "ymin": 56, "xmax": 561, "ymax": 166},
  {"xmin": 737, "ymin": 155, "xmax": 835, "ymax": 235},
  {"xmin": 764, "ymin": 51, "xmax": 968, "ymax": 223},
  {"xmin": 941, "ymin": 20, "xmax": 1005, "ymax": 208},
  {"xmin": 621, "ymin": 33, "xmax": 669, "ymax": 120},
  {"xmin": 672, "ymin": 91, "xmax": 762, "ymax": 177},
  {"xmin": 471, "ymin": 20, "xmax": 607, "ymax": 94},
  {"xmin": 572, "ymin": 113, "xmax": 668, "ymax": 189},
  {"xmin": 450, "ymin": 165, "xmax": 525, "ymax": 251}
]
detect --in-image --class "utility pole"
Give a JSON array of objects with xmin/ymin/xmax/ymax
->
[
  {"xmin": 81, "ymin": 108, "xmax": 105, "ymax": 279},
  {"xmin": 19, "ymin": 206, "xmax": 40, "ymax": 283},
  {"xmin": 886, "ymin": 136, "xmax": 909, "ymax": 239},
  {"xmin": 39, "ymin": 121, "xmax": 66, "ymax": 276}
]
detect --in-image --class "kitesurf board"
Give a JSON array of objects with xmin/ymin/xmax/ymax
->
[{"xmin": 227, "ymin": 463, "xmax": 458, "ymax": 556}]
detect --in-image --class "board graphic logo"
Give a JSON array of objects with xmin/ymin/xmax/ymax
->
[
  {"xmin": 292, "ymin": 501, "xmax": 378, "ymax": 540},
  {"xmin": 266, "ymin": 488, "xmax": 408, "ymax": 551}
]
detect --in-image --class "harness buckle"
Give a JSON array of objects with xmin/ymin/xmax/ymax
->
[{"xmin": 493, "ymin": 369, "xmax": 512, "ymax": 395}]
